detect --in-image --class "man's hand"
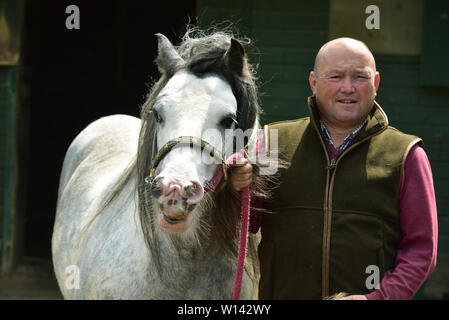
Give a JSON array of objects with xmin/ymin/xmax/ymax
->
[{"xmin": 229, "ymin": 158, "xmax": 253, "ymax": 191}]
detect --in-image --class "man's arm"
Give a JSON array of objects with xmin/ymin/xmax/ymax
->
[{"xmin": 365, "ymin": 144, "xmax": 438, "ymax": 300}]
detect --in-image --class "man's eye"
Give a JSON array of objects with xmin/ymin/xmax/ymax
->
[{"xmin": 330, "ymin": 75, "xmax": 341, "ymax": 79}]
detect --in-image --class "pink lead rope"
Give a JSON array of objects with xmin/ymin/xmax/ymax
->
[
  {"xmin": 232, "ymin": 186, "xmax": 250, "ymax": 300},
  {"xmin": 205, "ymin": 150, "xmax": 251, "ymax": 300}
]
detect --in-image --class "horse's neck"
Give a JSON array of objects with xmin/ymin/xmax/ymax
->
[
  {"xmin": 151, "ymin": 228, "xmax": 237, "ymax": 293},
  {"xmin": 155, "ymin": 228, "xmax": 229, "ymax": 265}
]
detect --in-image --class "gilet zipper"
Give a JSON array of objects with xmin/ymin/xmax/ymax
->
[{"xmin": 318, "ymin": 131, "xmax": 386, "ymax": 298}]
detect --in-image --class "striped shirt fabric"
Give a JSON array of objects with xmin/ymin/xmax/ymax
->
[{"xmin": 319, "ymin": 119, "xmax": 367, "ymax": 154}]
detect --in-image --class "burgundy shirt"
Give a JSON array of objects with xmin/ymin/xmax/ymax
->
[
  {"xmin": 248, "ymin": 135, "xmax": 438, "ymax": 299},
  {"xmin": 365, "ymin": 144, "xmax": 438, "ymax": 299}
]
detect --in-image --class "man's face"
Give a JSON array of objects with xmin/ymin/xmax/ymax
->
[{"xmin": 309, "ymin": 43, "xmax": 380, "ymax": 129}]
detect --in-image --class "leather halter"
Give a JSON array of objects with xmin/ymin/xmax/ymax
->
[{"xmin": 144, "ymin": 136, "xmax": 228, "ymax": 188}]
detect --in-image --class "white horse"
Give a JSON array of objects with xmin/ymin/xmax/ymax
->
[{"xmin": 52, "ymin": 29, "xmax": 265, "ymax": 299}]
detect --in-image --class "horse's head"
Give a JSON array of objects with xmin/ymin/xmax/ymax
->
[{"xmin": 139, "ymin": 32, "xmax": 259, "ymax": 236}]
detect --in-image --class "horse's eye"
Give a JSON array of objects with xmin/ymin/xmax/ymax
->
[
  {"xmin": 220, "ymin": 116, "xmax": 236, "ymax": 129},
  {"xmin": 153, "ymin": 110, "xmax": 163, "ymax": 123}
]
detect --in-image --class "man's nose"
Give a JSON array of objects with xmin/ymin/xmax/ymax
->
[{"xmin": 340, "ymin": 76, "xmax": 355, "ymax": 93}]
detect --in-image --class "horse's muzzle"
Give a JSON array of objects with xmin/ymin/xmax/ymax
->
[{"xmin": 160, "ymin": 210, "xmax": 189, "ymax": 224}]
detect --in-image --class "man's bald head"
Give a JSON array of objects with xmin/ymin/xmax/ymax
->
[
  {"xmin": 313, "ymin": 37, "xmax": 376, "ymax": 76},
  {"xmin": 309, "ymin": 37, "xmax": 380, "ymax": 132}
]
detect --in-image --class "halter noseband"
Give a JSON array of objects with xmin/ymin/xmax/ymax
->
[{"xmin": 144, "ymin": 136, "xmax": 228, "ymax": 188}]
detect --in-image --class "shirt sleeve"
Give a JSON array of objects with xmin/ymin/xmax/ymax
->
[{"xmin": 365, "ymin": 144, "xmax": 438, "ymax": 300}]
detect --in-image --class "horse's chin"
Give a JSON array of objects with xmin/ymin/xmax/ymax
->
[{"xmin": 158, "ymin": 210, "xmax": 195, "ymax": 233}]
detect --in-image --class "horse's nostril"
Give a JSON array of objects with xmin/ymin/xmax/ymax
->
[
  {"xmin": 184, "ymin": 184, "xmax": 198, "ymax": 198},
  {"xmin": 185, "ymin": 181, "xmax": 204, "ymax": 204}
]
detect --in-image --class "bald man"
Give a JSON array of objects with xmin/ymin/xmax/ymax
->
[{"xmin": 230, "ymin": 38, "xmax": 437, "ymax": 300}]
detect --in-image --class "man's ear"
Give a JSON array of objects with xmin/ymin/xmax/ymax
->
[
  {"xmin": 374, "ymin": 72, "xmax": 380, "ymax": 94},
  {"xmin": 309, "ymin": 71, "xmax": 317, "ymax": 95}
]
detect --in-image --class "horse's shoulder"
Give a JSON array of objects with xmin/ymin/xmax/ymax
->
[
  {"xmin": 77, "ymin": 114, "xmax": 141, "ymax": 147},
  {"xmin": 70, "ymin": 114, "xmax": 139, "ymax": 156},
  {"xmin": 59, "ymin": 114, "xmax": 140, "ymax": 192}
]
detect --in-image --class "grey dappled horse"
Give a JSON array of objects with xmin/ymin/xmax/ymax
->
[{"xmin": 52, "ymin": 29, "xmax": 265, "ymax": 299}]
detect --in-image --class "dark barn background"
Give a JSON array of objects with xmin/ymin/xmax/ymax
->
[{"xmin": 0, "ymin": 0, "xmax": 448, "ymax": 299}]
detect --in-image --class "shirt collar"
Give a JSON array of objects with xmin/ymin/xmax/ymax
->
[{"xmin": 319, "ymin": 119, "xmax": 367, "ymax": 151}]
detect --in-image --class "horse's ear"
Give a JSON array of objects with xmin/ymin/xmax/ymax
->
[
  {"xmin": 224, "ymin": 39, "xmax": 249, "ymax": 77},
  {"xmin": 155, "ymin": 33, "xmax": 184, "ymax": 76}
]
